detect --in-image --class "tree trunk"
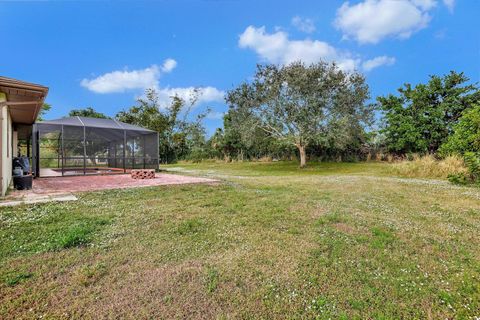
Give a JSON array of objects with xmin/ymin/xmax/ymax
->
[{"xmin": 298, "ymin": 144, "xmax": 307, "ymax": 168}]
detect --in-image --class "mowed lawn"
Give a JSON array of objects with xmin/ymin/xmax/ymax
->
[{"xmin": 1, "ymin": 162, "xmax": 479, "ymax": 319}]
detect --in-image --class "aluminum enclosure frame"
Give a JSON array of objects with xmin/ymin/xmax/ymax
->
[{"xmin": 32, "ymin": 116, "xmax": 159, "ymax": 177}]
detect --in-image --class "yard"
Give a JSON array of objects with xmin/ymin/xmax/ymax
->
[{"xmin": 1, "ymin": 161, "xmax": 479, "ymax": 319}]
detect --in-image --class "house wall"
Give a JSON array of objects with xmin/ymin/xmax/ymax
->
[{"xmin": 0, "ymin": 92, "xmax": 13, "ymax": 196}]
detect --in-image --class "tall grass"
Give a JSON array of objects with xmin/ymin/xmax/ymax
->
[{"xmin": 391, "ymin": 154, "xmax": 468, "ymax": 179}]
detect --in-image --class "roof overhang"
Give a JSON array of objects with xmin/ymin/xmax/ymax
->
[{"xmin": 0, "ymin": 76, "xmax": 49, "ymax": 125}]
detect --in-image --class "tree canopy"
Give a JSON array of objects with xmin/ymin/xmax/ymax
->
[
  {"xmin": 37, "ymin": 103, "xmax": 51, "ymax": 121},
  {"xmin": 69, "ymin": 107, "xmax": 110, "ymax": 119},
  {"xmin": 439, "ymin": 104, "xmax": 480, "ymax": 155},
  {"xmin": 116, "ymin": 88, "xmax": 210, "ymax": 163},
  {"xmin": 51, "ymin": 68, "xmax": 479, "ymax": 168},
  {"xmin": 378, "ymin": 71, "xmax": 480, "ymax": 154},
  {"xmin": 225, "ymin": 61, "xmax": 372, "ymax": 167}
]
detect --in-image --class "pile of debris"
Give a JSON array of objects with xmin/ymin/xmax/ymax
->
[{"xmin": 130, "ymin": 169, "xmax": 156, "ymax": 179}]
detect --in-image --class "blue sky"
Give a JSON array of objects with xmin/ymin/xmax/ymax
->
[{"xmin": 1, "ymin": 0, "xmax": 479, "ymax": 135}]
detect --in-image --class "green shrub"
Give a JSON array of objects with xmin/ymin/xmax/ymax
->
[
  {"xmin": 449, "ymin": 152, "xmax": 480, "ymax": 185},
  {"xmin": 464, "ymin": 152, "xmax": 480, "ymax": 180},
  {"xmin": 438, "ymin": 104, "xmax": 480, "ymax": 186},
  {"xmin": 447, "ymin": 173, "xmax": 469, "ymax": 185},
  {"xmin": 439, "ymin": 105, "xmax": 480, "ymax": 156},
  {"xmin": 185, "ymin": 148, "xmax": 211, "ymax": 163}
]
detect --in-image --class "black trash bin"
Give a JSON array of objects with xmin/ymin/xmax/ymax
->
[
  {"xmin": 12, "ymin": 157, "xmax": 30, "ymax": 175},
  {"xmin": 13, "ymin": 175, "xmax": 33, "ymax": 190}
]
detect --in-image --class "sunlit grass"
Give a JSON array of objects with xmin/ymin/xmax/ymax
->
[{"xmin": 1, "ymin": 161, "xmax": 479, "ymax": 319}]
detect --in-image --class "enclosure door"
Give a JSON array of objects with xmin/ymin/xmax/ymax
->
[{"xmin": 37, "ymin": 126, "xmax": 62, "ymax": 177}]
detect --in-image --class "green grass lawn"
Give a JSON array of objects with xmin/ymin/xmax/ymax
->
[{"xmin": 1, "ymin": 161, "xmax": 479, "ymax": 319}]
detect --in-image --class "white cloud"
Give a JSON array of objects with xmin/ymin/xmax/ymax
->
[
  {"xmin": 239, "ymin": 25, "xmax": 397, "ymax": 72},
  {"xmin": 81, "ymin": 64, "xmax": 161, "ymax": 94},
  {"xmin": 362, "ymin": 55, "xmax": 396, "ymax": 71},
  {"xmin": 239, "ymin": 25, "xmax": 359, "ymax": 71},
  {"xmin": 161, "ymin": 58, "xmax": 177, "ymax": 72},
  {"xmin": 81, "ymin": 58, "xmax": 224, "ymax": 108},
  {"xmin": 81, "ymin": 58, "xmax": 177, "ymax": 94},
  {"xmin": 291, "ymin": 16, "xmax": 316, "ymax": 33},
  {"xmin": 156, "ymin": 86, "xmax": 225, "ymax": 108},
  {"xmin": 443, "ymin": 0, "xmax": 455, "ymax": 12},
  {"xmin": 412, "ymin": 0, "xmax": 437, "ymax": 10},
  {"xmin": 335, "ymin": 0, "xmax": 434, "ymax": 44}
]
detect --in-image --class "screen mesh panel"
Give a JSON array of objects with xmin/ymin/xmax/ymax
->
[{"xmin": 34, "ymin": 117, "xmax": 158, "ymax": 177}]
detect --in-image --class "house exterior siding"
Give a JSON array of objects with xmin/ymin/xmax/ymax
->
[
  {"xmin": 0, "ymin": 92, "xmax": 13, "ymax": 196},
  {"xmin": 0, "ymin": 77, "xmax": 48, "ymax": 196}
]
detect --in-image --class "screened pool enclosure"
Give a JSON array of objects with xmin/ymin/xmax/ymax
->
[{"xmin": 32, "ymin": 117, "xmax": 159, "ymax": 177}]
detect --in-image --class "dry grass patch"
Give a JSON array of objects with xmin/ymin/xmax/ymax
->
[{"xmin": 391, "ymin": 154, "xmax": 468, "ymax": 179}]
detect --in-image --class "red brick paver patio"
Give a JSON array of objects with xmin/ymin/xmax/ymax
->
[
  {"xmin": 32, "ymin": 173, "xmax": 217, "ymax": 194},
  {"xmin": 1, "ymin": 173, "xmax": 217, "ymax": 207}
]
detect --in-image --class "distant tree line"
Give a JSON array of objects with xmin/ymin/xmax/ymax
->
[
  {"xmin": 212, "ymin": 67, "xmax": 478, "ymax": 167},
  {"xmin": 57, "ymin": 61, "xmax": 479, "ymax": 178}
]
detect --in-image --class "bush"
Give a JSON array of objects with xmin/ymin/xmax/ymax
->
[
  {"xmin": 391, "ymin": 154, "xmax": 468, "ymax": 179},
  {"xmin": 464, "ymin": 152, "xmax": 480, "ymax": 181},
  {"xmin": 447, "ymin": 152, "xmax": 480, "ymax": 185},
  {"xmin": 447, "ymin": 173, "xmax": 470, "ymax": 185},
  {"xmin": 439, "ymin": 105, "xmax": 480, "ymax": 156}
]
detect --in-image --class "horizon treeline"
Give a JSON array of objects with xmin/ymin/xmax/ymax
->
[{"xmin": 48, "ymin": 62, "xmax": 479, "ymax": 168}]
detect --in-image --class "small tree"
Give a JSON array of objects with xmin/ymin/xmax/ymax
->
[
  {"xmin": 116, "ymin": 88, "xmax": 209, "ymax": 163},
  {"xmin": 37, "ymin": 103, "xmax": 51, "ymax": 121},
  {"xmin": 226, "ymin": 62, "xmax": 372, "ymax": 167}
]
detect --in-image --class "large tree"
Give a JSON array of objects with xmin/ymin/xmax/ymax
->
[
  {"xmin": 226, "ymin": 61, "xmax": 372, "ymax": 167},
  {"xmin": 378, "ymin": 71, "xmax": 480, "ymax": 154}
]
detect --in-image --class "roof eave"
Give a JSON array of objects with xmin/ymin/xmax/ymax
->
[{"xmin": 0, "ymin": 76, "xmax": 49, "ymax": 124}]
